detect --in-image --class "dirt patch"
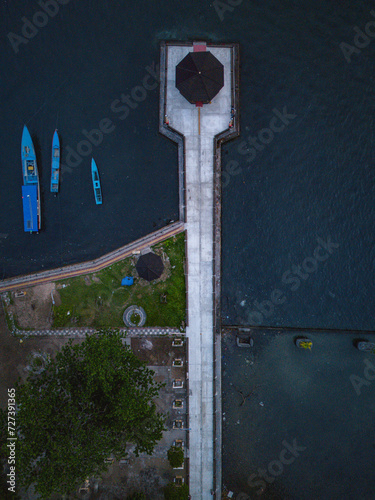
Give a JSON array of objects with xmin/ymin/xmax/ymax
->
[
  {"xmin": 0, "ymin": 306, "xmax": 82, "ymax": 408},
  {"xmin": 7, "ymin": 283, "xmax": 61, "ymax": 329},
  {"xmin": 82, "ymin": 275, "xmax": 102, "ymax": 285},
  {"xmin": 131, "ymin": 337, "xmax": 183, "ymax": 366},
  {"xmin": 94, "ymin": 354, "xmax": 188, "ymax": 499},
  {"xmin": 99, "ymin": 459, "xmax": 171, "ymax": 499}
]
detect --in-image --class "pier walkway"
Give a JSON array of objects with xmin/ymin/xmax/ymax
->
[{"xmin": 160, "ymin": 42, "xmax": 239, "ymax": 499}]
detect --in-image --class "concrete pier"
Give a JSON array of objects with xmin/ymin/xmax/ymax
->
[{"xmin": 160, "ymin": 41, "xmax": 239, "ymax": 499}]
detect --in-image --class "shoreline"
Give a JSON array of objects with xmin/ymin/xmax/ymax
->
[{"xmin": 0, "ymin": 222, "xmax": 184, "ymax": 293}]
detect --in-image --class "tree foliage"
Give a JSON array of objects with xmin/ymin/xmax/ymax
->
[
  {"xmin": 167, "ymin": 445, "xmax": 184, "ymax": 468},
  {"xmin": 127, "ymin": 492, "xmax": 146, "ymax": 500},
  {"xmin": 163, "ymin": 482, "xmax": 189, "ymax": 500},
  {"xmin": 7, "ymin": 330, "xmax": 166, "ymax": 499}
]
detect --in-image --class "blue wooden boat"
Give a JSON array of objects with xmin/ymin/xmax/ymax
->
[
  {"xmin": 21, "ymin": 125, "xmax": 41, "ymax": 232},
  {"xmin": 91, "ymin": 158, "xmax": 102, "ymax": 204},
  {"xmin": 50, "ymin": 129, "xmax": 60, "ymax": 193}
]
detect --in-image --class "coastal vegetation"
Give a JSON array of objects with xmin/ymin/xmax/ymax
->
[
  {"xmin": 163, "ymin": 482, "xmax": 189, "ymax": 500},
  {"xmin": 167, "ymin": 445, "xmax": 184, "ymax": 468},
  {"xmin": 0, "ymin": 330, "xmax": 166, "ymax": 499},
  {"xmin": 127, "ymin": 493, "xmax": 146, "ymax": 500},
  {"xmin": 52, "ymin": 233, "xmax": 186, "ymax": 329}
]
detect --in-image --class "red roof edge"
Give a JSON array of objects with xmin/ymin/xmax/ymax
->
[{"xmin": 193, "ymin": 42, "xmax": 207, "ymax": 52}]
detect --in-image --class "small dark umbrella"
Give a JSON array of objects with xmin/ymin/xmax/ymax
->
[
  {"xmin": 136, "ymin": 252, "xmax": 164, "ymax": 281},
  {"xmin": 176, "ymin": 51, "xmax": 224, "ymax": 104}
]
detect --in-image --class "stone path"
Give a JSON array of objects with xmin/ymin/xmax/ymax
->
[{"xmin": 10, "ymin": 324, "xmax": 182, "ymax": 338}]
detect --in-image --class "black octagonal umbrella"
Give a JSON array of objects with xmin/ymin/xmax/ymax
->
[
  {"xmin": 136, "ymin": 252, "xmax": 164, "ymax": 281},
  {"xmin": 176, "ymin": 51, "xmax": 224, "ymax": 104}
]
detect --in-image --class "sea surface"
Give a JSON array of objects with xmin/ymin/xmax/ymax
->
[
  {"xmin": 1, "ymin": 0, "xmax": 374, "ymax": 331},
  {"xmin": 1, "ymin": 0, "xmax": 374, "ymax": 330},
  {"xmin": 218, "ymin": 1, "xmax": 375, "ymax": 332}
]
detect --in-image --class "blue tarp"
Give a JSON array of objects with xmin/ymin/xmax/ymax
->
[
  {"xmin": 121, "ymin": 276, "xmax": 134, "ymax": 286},
  {"xmin": 22, "ymin": 185, "xmax": 38, "ymax": 232}
]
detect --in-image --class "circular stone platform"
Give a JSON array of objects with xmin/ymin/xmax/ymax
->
[
  {"xmin": 123, "ymin": 306, "xmax": 146, "ymax": 327},
  {"xmin": 26, "ymin": 351, "xmax": 50, "ymax": 375}
]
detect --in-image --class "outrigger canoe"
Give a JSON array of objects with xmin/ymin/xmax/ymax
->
[
  {"xmin": 50, "ymin": 129, "xmax": 60, "ymax": 193},
  {"xmin": 91, "ymin": 158, "xmax": 102, "ymax": 204}
]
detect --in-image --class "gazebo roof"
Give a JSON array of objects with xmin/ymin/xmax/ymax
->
[
  {"xmin": 136, "ymin": 252, "xmax": 164, "ymax": 281},
  {"xmin": 176, "ymin": 51, "xmax": 224, "ymax": 104}
]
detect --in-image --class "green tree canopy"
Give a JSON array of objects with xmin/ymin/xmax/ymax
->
[
  {"xmin": 167, "ymin": 445, "xmax": 184, "ymax": 468},
  {"xmin": 163, "ymin": 482, "xmax": 189, "ymax": 500},
  {"xmin": 3, "ymin": 329, "xmax": 166, "ymax": 499},
  {"xmin": 127, "ymin": 492, "xmax": 146, "ymax": 500}
]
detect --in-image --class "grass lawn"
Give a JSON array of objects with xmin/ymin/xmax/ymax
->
[{"xmin": 53, "ymin": 233, "xmax": 186, "ymax": 329}]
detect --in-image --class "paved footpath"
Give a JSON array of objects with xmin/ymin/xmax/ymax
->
[
  {"xmin": 164, "ymin": 44, "xmax": 232, "ymax": 499},
  {"xmin": 0, "ymin": 222, "xmax": 184, "ymax": 293},
  {"xmin": 8, "ymin": 324, "xmax": 182, "ymax": 338}
]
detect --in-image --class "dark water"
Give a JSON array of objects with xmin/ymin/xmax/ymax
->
[
  {"xmin": 220, "ymin": 1, "xmax": 375, "ymax": 331},
  {"xmin": 1, "ymin": 1, "xmax": 374, "ymax": 330},
  {"xmin": 222, "ymin": 330, "xmax": 375, "ymax": 500},
  {"xmin": 1, "ymin": 0, "xmax": 184, "ymax": 277}
]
